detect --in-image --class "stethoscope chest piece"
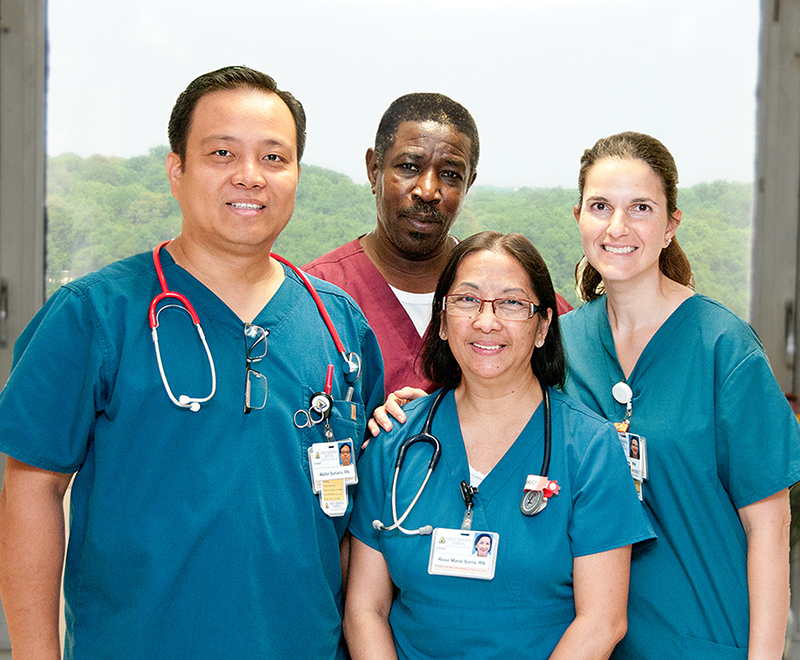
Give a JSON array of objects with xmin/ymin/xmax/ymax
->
[
  {"xmin": 518, "ymin": 384, "xmax": 558, "ymax": 517},
  {"xmin": 519, "ymin": 475, "xmax": 560, "ymax": 517},
  {"xmin": 520, "ymin": 489, "xmax": 547, "ymax": 516}
]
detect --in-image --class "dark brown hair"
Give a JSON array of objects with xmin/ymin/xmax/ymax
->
[
  {"xmin": 574, "ymin": 131, "xmax": 693, "ymax": 301},
  {"xmin": 419, "ymin": 231, "xmax": 565, "ymax": 389}
]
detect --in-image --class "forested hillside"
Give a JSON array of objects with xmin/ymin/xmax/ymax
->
[{"xmin": 47, "ymin": 147, "xmax": 752, "ymax": 317}]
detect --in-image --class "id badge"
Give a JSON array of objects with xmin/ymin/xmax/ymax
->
[
  {"xmin": 618, "ymin": 432, "xmax": 647, "ymax": 502},
  {"xmin": 428, "ymin": 528, "xmax": 498, "ymax": 580},
  {"xmin": 308, "ymin": 439, "xmax": 358, "ymax": 517}
]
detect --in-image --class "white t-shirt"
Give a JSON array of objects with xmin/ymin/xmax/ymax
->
[
  {"xmin": 388, "ymin": 285, "xmax": 434, "ymax": 336},
  {"xmin": 469, "ymin": 464, "xmax": 488, "ymax": 487}
]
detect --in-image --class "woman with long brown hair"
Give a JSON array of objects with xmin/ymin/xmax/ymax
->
[{"xmin": 562, "ymin": 131, "xmax": 800, "ymax": 659}]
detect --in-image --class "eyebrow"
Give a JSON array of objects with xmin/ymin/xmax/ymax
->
[
  {"xmin": 586, "ymin": 194, "xmax": 659, "ymax": 206},
  {"xmin": 454, "ymin": 281, "xmax": 528, "ymax": 295},
  {"xmin": 199, "ymin": 135, "xmax": 293, "ymax": 150},
  {"xmin": 395, "ymin": 151, "xmax": 424, "ymax": 162},
  {"xmin": 200, "ymin": 135, "xmax": 236, "ymax": 146},
  {"xmin": 443, "ymin": 156, "xmax": 467, "ymax": 170},
  {"xmin": 394, "ymin": 152, "xmax": 467, "ymax": 169}
]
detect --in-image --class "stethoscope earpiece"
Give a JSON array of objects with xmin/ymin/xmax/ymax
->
[
  {"xmin": 177, "ymin": 395, "xmax": 202, "ymax": 413},
  {"xmin": 372, "ymin": 519, "xmax": 433, "ymax": 536}
]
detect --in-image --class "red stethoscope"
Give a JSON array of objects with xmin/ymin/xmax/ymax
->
[{"xmin": 148, "ymin": 240, "xmax": 361, "ymax": 412}]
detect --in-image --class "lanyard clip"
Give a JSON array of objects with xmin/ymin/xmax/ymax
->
[{"xmin": 460, "ymin": 480, "xmax": 478, "ymax": 530}]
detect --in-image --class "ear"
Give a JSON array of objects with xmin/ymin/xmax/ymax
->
[
  {"xmin": 666, "ymin": 208, "xmax": 682, "ymax": 241},
  {"xmin": 573, "ymin": 204, "xmax": 581, "ymax": 223},
  {"xmin": 166, "ymin": 152, "xmax": 184, "ymax": 199},
  {"xmin": 466, "ymin": 169, "xmax": 478, "ymax": 192},
  {"xmin": 365, "ymin": 148, "xmax": 379, "ymax": 194},
  {"xmin": 535, "ymin": 307, "xmax": 553, "ymax": 348},
  {"xmin": 439, "ymin": 315, "xmax": 448, "ymax": 340}
]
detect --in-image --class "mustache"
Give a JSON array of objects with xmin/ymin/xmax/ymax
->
[{"xmin": 398, "ymin": 203, "xmax": 446, "ymax": 223}]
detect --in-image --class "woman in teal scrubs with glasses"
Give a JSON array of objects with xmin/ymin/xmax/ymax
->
[{"xmin": 347, "ymin": 231, "xmax": 653, "ymax": 659}]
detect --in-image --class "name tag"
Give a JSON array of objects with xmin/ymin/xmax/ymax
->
[
  {"xmin": 618, "ymin": 432, "xmax": 647, "ymax": 502},
  {"xmin": 428, "ymin": 528, "xmax": 498, "ymax": 580},
  {"xmin": 308, "ymin": 440, "xmax": 357, "ymax": 517}
]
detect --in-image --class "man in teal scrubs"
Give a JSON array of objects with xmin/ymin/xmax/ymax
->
[{"xmin": 0, "ymin": 66, "xmax": 384, "ymax": 659}]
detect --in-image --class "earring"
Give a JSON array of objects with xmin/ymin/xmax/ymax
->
[
  {"xmin": 439, "ymin": 331, "xmax": 447, "ymax": 340},
  {"xmin": 665, "ymin": 237, "xmax": 673, "ymax": 247}
]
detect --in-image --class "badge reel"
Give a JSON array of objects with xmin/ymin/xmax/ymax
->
[
  {"xmin": 612, "ymin": 381, "xmax": 633, "ymax": 432},
  {"xmin": 303, "ymin": 366, "xmax": 359, "ymax": 517}
]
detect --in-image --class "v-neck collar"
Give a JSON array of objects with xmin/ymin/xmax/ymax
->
[
  {"xmin": 597, "ymin": 293, "xmax": 699, "ymax": 387},
  {"xmin": 433, "ymin": 389, "xmax": 547, "ymax": 505},
  {"xmin": 160, "ymin": 249, "xmax": 304, "ymax": 333}
]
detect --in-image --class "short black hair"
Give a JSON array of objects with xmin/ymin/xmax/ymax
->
[
  {"xmin": 419, "ymin": 231, "xmax": 565, "ymax": 389},
  {"xmin": 374, "ymin": 93, "xmax": 479, "ymax": 172},
  {"xmin": 168, "ymin": 65, "xmax": 306, "ymax": 164}
]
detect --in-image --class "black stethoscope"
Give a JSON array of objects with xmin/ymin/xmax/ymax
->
[
  {"xmin": 148, "ymin": 240, "xmax": 362, "ymax": 412},
  {"xmin": 372, "ymin": 379, "xmax": 553, "ymax": 536}
]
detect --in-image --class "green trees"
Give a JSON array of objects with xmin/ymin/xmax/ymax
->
[
  {"xmin": 454, "ymin": 187, "xmax": 584, "ymax": 308},
  {"xmin": 46, "ymin": 149, "xmax": 752, "ymax": 319},
  {"xmin": 676, "ymin": 182, "xmax": 752, "ymax": 317},
  {"xmin": 272, "ymin": 165, "xmax": 375, "ymax": 264},
  {"xmin": 47, "ymin": 148, "xmax": 182, "ymax": 288}
]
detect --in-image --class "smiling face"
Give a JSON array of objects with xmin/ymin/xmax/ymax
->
[
  {"xmin": 441, "ymin": 250, "xmax": 550, "ymax": 388},
  {"xmin": 166, "ymin": 87, "xmax": 300, "ymax": 256},
  {"xmin": 475, "ymin": 535, "xmax": 492, "ymax": 557},
  {"xmin": 574, "ymin": 157, "xmax": 680, "ymax": 289},
  {"xmin": 367, "ymin": 120, "xmax": 475, "ymax": 259}
]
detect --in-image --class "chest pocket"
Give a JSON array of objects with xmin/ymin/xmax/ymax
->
[{"xmin": 298, "ymin": 384, "xmax": 365, "ymax": 479}]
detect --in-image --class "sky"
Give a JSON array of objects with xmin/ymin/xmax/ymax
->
[{"xmin": 47, "ymin": 0, "xmax": 761, "ymax": 189}]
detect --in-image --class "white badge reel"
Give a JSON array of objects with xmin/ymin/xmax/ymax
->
[{"xmin": 611, "ymin": 381, "xmax": 647, "ymax": 501}]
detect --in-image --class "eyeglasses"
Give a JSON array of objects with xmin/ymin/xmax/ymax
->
[
  {"xmin": 443, "ymin": 294, "xmax": 540, "ymax": 321},
  {"xmin": 244, "ymin": 323, "xmax": 268, "ymax": 413}
]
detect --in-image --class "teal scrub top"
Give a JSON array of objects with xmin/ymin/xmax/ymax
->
[
  {"xmin": 0, "ymin": 250, "xmax": 385, "ymax": 659},
  {"xmin": 561, "ymin": 294, "xmax": 800, "ymax": 659},
  {"xmin": 349, "ymin": 387, "xmax": 653, "ymax": 660}
]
